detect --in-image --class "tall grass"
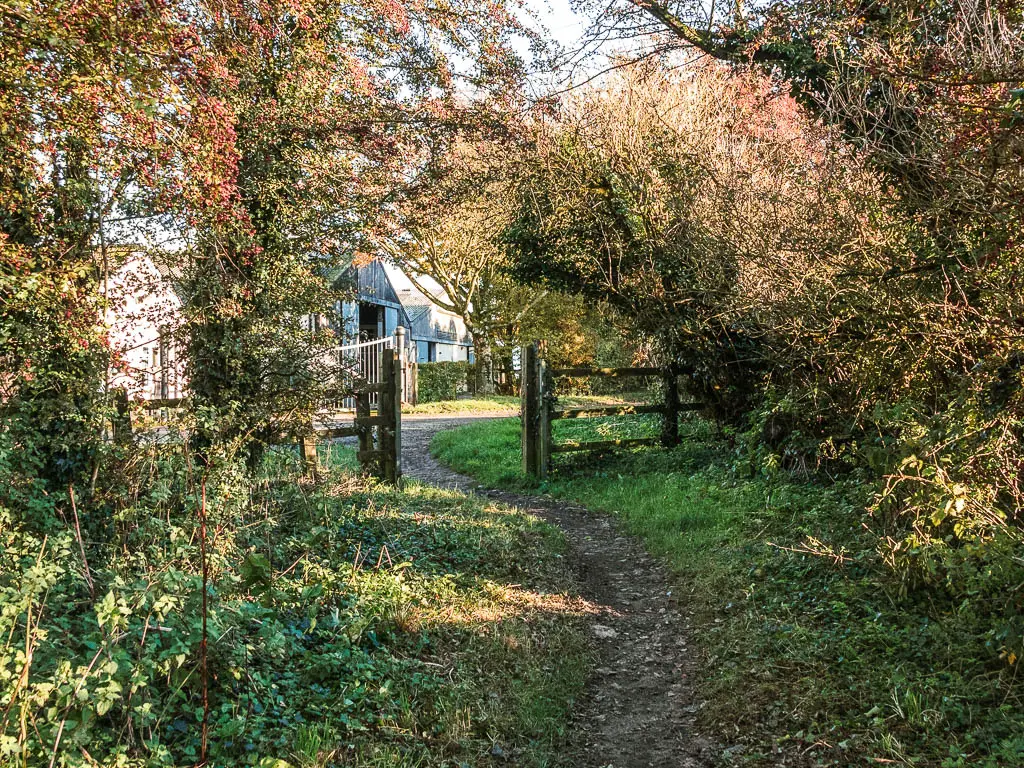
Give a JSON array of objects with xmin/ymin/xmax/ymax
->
[
  {"xmin": 432, "ymin": 416, "xmax": 747, "ymax": 560},
  {"xmin": 432, "ymin": 416, "xmax": 1024, "ymax": 767}
]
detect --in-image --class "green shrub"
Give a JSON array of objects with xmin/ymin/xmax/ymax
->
[
  {"xmin": 0, "ymin": 438, "xmax": 588, "ymax": 766},
  {"xmin": 417, "ymin": 361, "xmax": 471, "ymax": 402}
]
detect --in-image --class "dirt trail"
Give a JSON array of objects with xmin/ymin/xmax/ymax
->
[{"xmin": 402, "ymin": 415, "xmax": 714, "ymax": 768}]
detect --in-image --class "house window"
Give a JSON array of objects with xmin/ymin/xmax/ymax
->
[{"xmin": 158, "ymin": 338, "xmax": 169, "ymax": 399}]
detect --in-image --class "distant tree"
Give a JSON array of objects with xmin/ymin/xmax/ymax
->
[
  {"xmin": 381, "ymin": 194, "xmax": 514, "ymax": 394},
  {"xmin": 184, "ymin": 0, "xmax": 531, "ymax": 458},
  {"xmin": 377, "ymin": 134, "xmax": 528, "ymax": 393}
]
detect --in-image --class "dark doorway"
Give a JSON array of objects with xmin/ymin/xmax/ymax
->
[{"xmin": 358, "ymin": 302, "xmax": 383, "ymax": 340}]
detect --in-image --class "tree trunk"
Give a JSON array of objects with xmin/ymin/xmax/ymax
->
[{"xmin": 472, "ymin": 330, "xmax": 496, "ymax": 395}]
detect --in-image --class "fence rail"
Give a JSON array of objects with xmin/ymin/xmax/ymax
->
[
  {"xmin": 550, "ymin": 366, "xmax": 661, "ymax": 378},
  {"xmin": 115, "ymin": 331, "xmax": 410, "ymax": 484},
  {"xmin": 521, "ymin": 342, "xmax": 701, "ymax": 479},
  {"xmin": 550, "ymin": 437, "xmax": 663, "ymax": 454},
  {"xmin": 551, "ymin": 404, "xmax": 665, "ymax": 419}
]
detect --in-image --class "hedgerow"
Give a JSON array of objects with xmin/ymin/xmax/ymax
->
[{"xmin": 417, "ymin": 362, "xmax": 472, "ymax": 403}]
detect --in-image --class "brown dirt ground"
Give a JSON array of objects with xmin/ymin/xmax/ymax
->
[{"xmin": 401, "ymin": 415, "xmax": 717, "ymax": 768}]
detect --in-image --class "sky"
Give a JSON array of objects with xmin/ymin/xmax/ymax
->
[
  {"xmin": 528, "ymin": 0, "xmax": 590, "ymax": 50},
  {"xmin": 517, "ymin": 0, "xmax": 609, "ymax": 90},
  {"xmin": 517, "ymin": 0, "xmax": 665, "ymax": 94}
]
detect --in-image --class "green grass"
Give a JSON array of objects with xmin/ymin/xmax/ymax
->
[
  {"xmin": 251, "ymin": 448, "xmax": 593, "ymax": 768},
  {"xmin": 403, "ymin": 391, "xmax": 654, "ymax": 416},
  {"xmin": 432, "ymin": 417, "xmax": 1024, "ymax": 767},
  {"xmin": 403, "ymin": 395, "xmax": 520, "ymax": 415},
  {"xmin": 432, "ymin": 417, "xmax": 737, "ymax": 561}
]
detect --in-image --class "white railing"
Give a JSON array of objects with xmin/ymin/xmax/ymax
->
[
  {"xmin": 332, "ymin": 328, "xmax": 416, "ymax": 410},
  {"xmin": 340, "ymin": 336, "xmax": 394, "ymax": 390}
]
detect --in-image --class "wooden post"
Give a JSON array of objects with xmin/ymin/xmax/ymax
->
[
  {"xmin": 661, "ymin": 365, "xmax": 680, "ymax": 448},
  {"xmin": 380, "ymin": 348, "xmax": 402, "ymax": 484},
  {"xmin": 111, "ymin": 388, "xmax": 134, "ymax": 445},
  {"xmin": 521, "ymin": 343, "xmax": 539, "ymax": 477},
  {"xmin": 391, "ymin": 348, "xmax": 403, "ymax": 483},
  {"xmin": 379, "ymin": 349, "xmax": 394, "ymax": 483},
  {"xmin": 301, "ymin": 419, "xmax": 318, "ymax": 478},
  {"xmin": 394, "ymin": 325, "xmax": 407, "ymax": 404},
  {"xmin": 356, "ymin": 389, "xmax": 373, "ymax": 473},
  {"xmin": 537, "ymin": 355, "xmax": 552, "ymax": 479}
]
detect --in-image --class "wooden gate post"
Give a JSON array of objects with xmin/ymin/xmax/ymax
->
[
  {"xmin": 380, "ymin": 348, "xmax": 402, "ymax": 484},
  {"xmin": 661, "ymin": 365, "xmax": 681, "ymax": 448},
  {"xmin": 390, "ymin": 347, "xmax": 403, "ymax": 482},
  {"xmin": 355, "ymin": 389, "xmax": 373, "ymax": 474},
  {"xmin": 395, "ymin": 325, "xmax": 408, "ymax": 404},
  {"xmin": 380, "ymin": 348, "xmax": 394, "ymax": 483},
  {"xmin": 111, "ymin": 388, "xmax": 134, "ymax": 445},
  {"xmin": 537, "ymin": 354, "xmax": 552, "ymax": 480},
  {"xmin": 521, "ymin": 343, "xmax": 539, "ymax": 477},
  {"xmin": 301, "ymin": 420, "xmax": 319, "ymax": 478}
]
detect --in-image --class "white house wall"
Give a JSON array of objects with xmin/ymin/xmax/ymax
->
[
  {"xmin": 106, "ymin": 255, "xmax": 186, "ymax": 400},
  {"xmin": 416, "ymin": 342, "xmax": 471, "ymax": 364}
]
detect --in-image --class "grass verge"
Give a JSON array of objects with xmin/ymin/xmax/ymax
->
[
  {"xmin": 432, "ymin": 417, "xmax": 1024, "ymax": 767},
  {"xmin": 402, "ymin": 391, "xmax": 654, "ymax": 416},
  {"xmin": 403, "ymin": 395, "xmax": 520, "ymax": 415}
]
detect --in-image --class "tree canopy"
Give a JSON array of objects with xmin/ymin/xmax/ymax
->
[{"xmin": 3, "ymin": 1, "xmax": 1024, "ymax": 764}]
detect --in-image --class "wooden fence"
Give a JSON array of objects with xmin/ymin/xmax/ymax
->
[
  {"xmin": 520, "ymin": 342, "xmax": 700, "ymax": 479},
  {"xmin": 117, "ymin": 349, "xmax": 403, "ymax": 484},
  {"xmin": 302, "ymin": 347, "xmax": 402, "ymax": 482}
]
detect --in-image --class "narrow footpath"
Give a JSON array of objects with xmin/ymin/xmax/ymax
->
[{"xmin": 401, "ymin": 415, "xmax": 714, "ymax": 768}]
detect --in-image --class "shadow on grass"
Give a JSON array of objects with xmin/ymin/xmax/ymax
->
[{"xmin": 216, "ymin": 457, "xmax": 595, "ymax": 768}]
